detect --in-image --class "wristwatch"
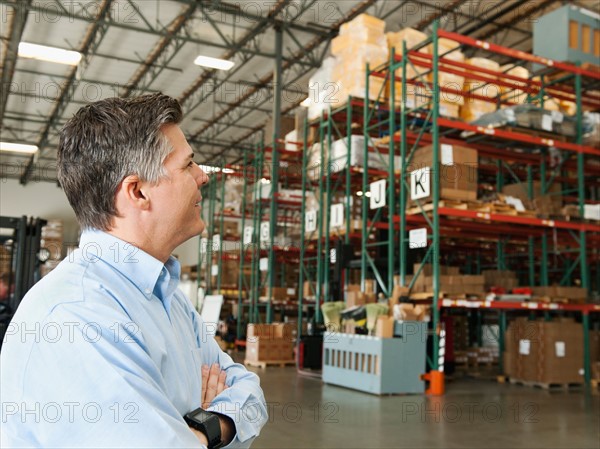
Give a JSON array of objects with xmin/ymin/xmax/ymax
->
[{"xmin": 184, "ymin": 407, "xmax": 224, "ymax": 449}]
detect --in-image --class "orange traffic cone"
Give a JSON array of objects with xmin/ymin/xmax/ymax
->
[{"xmin": 421, "ymin": 370, "xmax": 445, "ymax": 395}]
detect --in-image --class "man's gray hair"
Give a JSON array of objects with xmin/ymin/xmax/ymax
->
[{"xmin": 58, "ymin": 93, "xmax": 183, "ymax": 231}]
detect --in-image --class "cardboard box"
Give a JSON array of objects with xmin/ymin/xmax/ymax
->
[
  {"xmin": 375, "ymin": 316, "xmax": 395, "ymax": 338},
  {"xmin": 393, "ymin": 303, "xmax": 429, "ymax": 321},
  {"xmin": 245, "ymin": 337, "xmax": 294, "ymax": 362},
  {"xmin": 508, "ymin": 319, "xmax": 585, "ymax": 384},
  {"xmin": 346, "ymin": 290, "xmax": 376, "ymax": 308},
  {"xmin": 502, "ymin": 182, "xmax": 562, "ymax": 216},
  {"xmin": 406, "ymin": 144, "xmax": 478, "ymax": 206}
]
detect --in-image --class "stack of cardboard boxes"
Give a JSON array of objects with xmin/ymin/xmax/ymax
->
[
  {"xmin": 385, "ymin": 27, "xmax": 429, "ymax": 109},
  {"xmin": 482, "ymin": 270, "xmax": 519, "ymax": 292},
  {"xmin": 504, "ymin": 318, "xmax": 589, "ymax": 384},
  {"xmin": 245, "ymin": 323, "xmax": 295, "ymax": 363},
  {"xmin": 529, "ymin": 286, "xmax": 588, "ymax": 304},
  {"xmin": 460, "ymin": 57, "xmax": 501, "ymax": 122},
  {"xmin": 406, "ymin": 143, "xmax": 479, "ymax": 207},
  {"xmin": 331, "ymin": 14, "xmax": 388, "ymax": 102},
  {"xmin": 429, "ymin": 38, "xmax": 466, "ymax": 118},
  {"xmin": 408, "ymin": 263, "xmax": 485, "ymax": 296},
  {"xmin": 502, "ymin": 181, "xmax": 562, "ymax": 216}
]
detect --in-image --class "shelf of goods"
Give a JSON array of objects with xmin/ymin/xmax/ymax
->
[{"xmin": 299, "ymin": 19, "xmax": 600, "ymax": 387}]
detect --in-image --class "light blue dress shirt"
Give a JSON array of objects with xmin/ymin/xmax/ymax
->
[{"xmin": 1, "ymin": 229, "xmax": 267, "ymax": 448}]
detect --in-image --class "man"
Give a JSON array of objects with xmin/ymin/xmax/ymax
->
[{"xmin": 1, "ymin": 93, "xmax": 267, "ymax": 447}]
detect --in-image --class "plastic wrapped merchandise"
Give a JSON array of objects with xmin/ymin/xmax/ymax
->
[
  {"xmin": 307, "ymin": 57, "xmax": 336, "ymax": 120},
  {"xmin": 428, "ymin": 38, "xmax": 466, "ymax": 107},
  {"xmin": 499, "ymin": 64, "xmax": 530, "ymax": 104},
  {"xmin": 460, "ymin": 57, "xmax": 501, "ymax": 122},
  {"xmin": 583, "ymin": 112, "xmax": 600, "ymax": 147},
  {"xmin": 223, "ymin": 177, "xmax": 244, "ymax": 214},
  {"xmin": 331, "ymin": 44, "xmax": 389, "ymax": 103},
  {"xmin": 334, "ymin": 13, "xmax": 386, "ymax": 54}
]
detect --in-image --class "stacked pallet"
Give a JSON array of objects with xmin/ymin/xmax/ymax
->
[
  {"xmin": 331, "ymin": 14, "xmax": 388, "ymax": 103},
  {"xmin": 504, "ymin": 318, "xmax": 585, "ymax": 388},
  {"xmin": 460, "ymin": 57, "xmax": 501, "ymax": 122},
  {"xmin": 245, "ymin": 323, "xmax": 295, "ymax": 368}
]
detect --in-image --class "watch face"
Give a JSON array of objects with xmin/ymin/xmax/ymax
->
[{"xmin": 191, "ymin": 410, "xmax": 211, "ymax": 423}]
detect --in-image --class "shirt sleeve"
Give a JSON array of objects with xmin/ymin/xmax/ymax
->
[
  {"xmin": 3, "ymin": 302, "xmax": 207, "ymax": 449},
  {"xmin": 189, "ymin": 308, "xmax": 268, "ymax": 449}
]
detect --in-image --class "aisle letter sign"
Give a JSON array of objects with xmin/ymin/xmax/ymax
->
[
  {"xmin": 411, "ymin": 167, "xmax": 430, "ymax": 200},
  {"xmin": 369, "ymin": 179, "xmax": 386, "ymax": 209},
  {"xmin": 330, "ymin": 204, "xmax": 344, "ymax": 228}
]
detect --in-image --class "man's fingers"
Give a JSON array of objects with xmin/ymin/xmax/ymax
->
[
  {"xmin": 216, "ymin": 370, "xmax": 227, "ymax": 395},
  {"xmin": 203, "ymin": 363, "xmax": 220, "ymax": 406},
  {"xmin": 201, "ymin": 365, "xmax": 209, "ymax": 406}
]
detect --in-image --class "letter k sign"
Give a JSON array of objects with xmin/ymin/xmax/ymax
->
[{"xmin": 411, "ymin": 167, "xmax": 431, "ymax": 200}]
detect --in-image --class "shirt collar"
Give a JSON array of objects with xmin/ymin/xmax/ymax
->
[{"xmin": 79, "ymin": 228, "xmax": 181, "ymax": 303}]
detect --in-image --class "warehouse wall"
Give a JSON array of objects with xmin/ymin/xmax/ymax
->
[{"xmin": 0, "ymin": 178, "xmax": 199, "ymax": 266}]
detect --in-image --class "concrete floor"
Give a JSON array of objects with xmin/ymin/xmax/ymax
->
[{"xmin": 248, "ymin": 366, "xmax": 600, "ymax": 449}]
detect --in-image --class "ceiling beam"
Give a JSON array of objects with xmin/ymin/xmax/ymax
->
[
  {"xmin": 20, "ymin": 0, "xmax": 114, "ymax": 185},
  {"xmin": 121, "ymin": 2, "xmax": 197, "ymax": 97},
  {"xmin": 190, "ymin": 0, "xmax": 378, "ymax": 146},
  {"xmin": 0, "ymin": 0, "xmax": 32, "ymax": 128},
  {"xmin": 179, "ymin": 0, "xmax": 293, "ymax": 107}
]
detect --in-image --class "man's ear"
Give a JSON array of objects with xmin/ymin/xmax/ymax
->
[{"xmin": 120, "ymin": 175, "xmax": 150, "ymax": 210}]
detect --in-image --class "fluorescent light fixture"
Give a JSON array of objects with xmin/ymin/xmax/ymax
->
[
  {"xmin": 301, "ymin": 97, "xmax": 311, "ymax": 107},
  {"xmin": 193, "ymin": 55, "xmax": 234, "ymax": 71},
  {"xmin": 222, "ymin": 168, "xmax": 234, "ymax": 174},
  {"xmin": 18, "ymin": 42, "xmax": 82, "ymax": 66},
  {"xmin": 0, "ymin": 142, "xmax": 38, "ymax": 154},
  {"xmin": 356, "ymin": 191, "xmax": 363, "ymax": 197},
  {"xmin": 198, "ymin": 164, "xmax": 221, "ymax": 173},
  {"xmin": 260, "ymin": 178, "xmax": 271, "ymax": 185}
]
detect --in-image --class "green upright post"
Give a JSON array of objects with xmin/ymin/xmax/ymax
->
[
  {"xmin": 388, "ymin": 48, "xmax": 396, "ymax": 294},
  {"xmin": 361, "ymin": 64, "xmax": 370, "ymax": 291},
  {"xmin": 324, "ymin": 110, "xmax": 332, "ymax": 304},
  {"xmin": 399, "ymin": 41, "xmax": 408, "ymax": 287},
  {"xmin": 216, "ymin": 171, "xmax": 226, "ymax": 292},
  {"xmin": 431, "ymin": 22, "xmax": 441, "ymax": 371},
  {"xmin": 298, "ymin": 117, "xmax": 309, "ymax": 339},
  {"xmin": 315, "ymin": 112, "xmax": 326, "ymax": 323},
  {"xmin": 237, "ymin": 152, "xmax": 249, "ymax": 340}
]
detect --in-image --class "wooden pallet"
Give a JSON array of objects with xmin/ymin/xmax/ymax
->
[
  {"xmin": 508, "ymin": 378, "xmax": 583, "ymax": 390},
  {"xmin": 244, "ymin": 359, "xmax": 295, "ymax": 369},
  {"xmin": 409, "ymin": 291, "xmax": 485, "ymax": 301}
]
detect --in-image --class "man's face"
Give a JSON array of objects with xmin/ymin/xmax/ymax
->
[{"xmin": 149, "ymin": 124, "xmax": 209, "ymax": 249}]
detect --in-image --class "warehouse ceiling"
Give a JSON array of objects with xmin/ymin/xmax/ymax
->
[{"xmin": 1, "ymin": 0, "xmax": 599, "ymax": 184}]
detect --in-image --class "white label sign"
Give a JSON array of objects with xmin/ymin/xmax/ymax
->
[
  {"xmin": 200, "ymin": 237, "xmax": 208, "ymax": 254},
  {"xmin": 330, "ymin": 203, "xmax": 344, "ymax": 228},
  {"xmin": 259, "ymin": 258, "xmax": 268, "ymax": 271},
  {"xmin": 441, "ymin": 144, "xmax": 454, "ymax": 165},
  {"xmin": 410, "ymin": 167, "xmax": 431, "ymax": 200},
  {"xmin": 243, "ymin": 226, "xmax": 254, "ymax": 245},
  {"xmin": 212, "ymin": 234, "xmax": 221, "ymax": 250},
  {"xmin": 409, "ymin": 228, "xmax": 428, "ymax": 249},
  {"xmin": 330, "ymin": 248, "xmax": 337, "ymax": 264},
  {"xmin": 519, "ymin": 339, "xmax": 531, "ymax": 355},
  {"xmin": 541, "ymin": 114, "xmax": 553, "ymax": 131},
  {"xmin": 555, "ymin": 341, "xmax": 565, "ymax": 357},
  {"xmin": 211, "ymin": 264, "xmax": 219, "ymax": 276},
  {"xmin": 369, "ymin": 179, "xmax": 386, "ymax": 209},
  {"xmin": 305, "ymin": 210, "xmax": 317, "ymax": 232},
  {"xmin": 260, "ymin": 222, "xmax": 270, "ymax": 242}
]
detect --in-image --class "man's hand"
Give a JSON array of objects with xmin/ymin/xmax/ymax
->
[
  {"xmin": 201, "ymin": 363, "xmax": 228, "ymax": 409},
  {"xmin": 190, "ymin": 363, "xmax": 235, "ymax": 446}
]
